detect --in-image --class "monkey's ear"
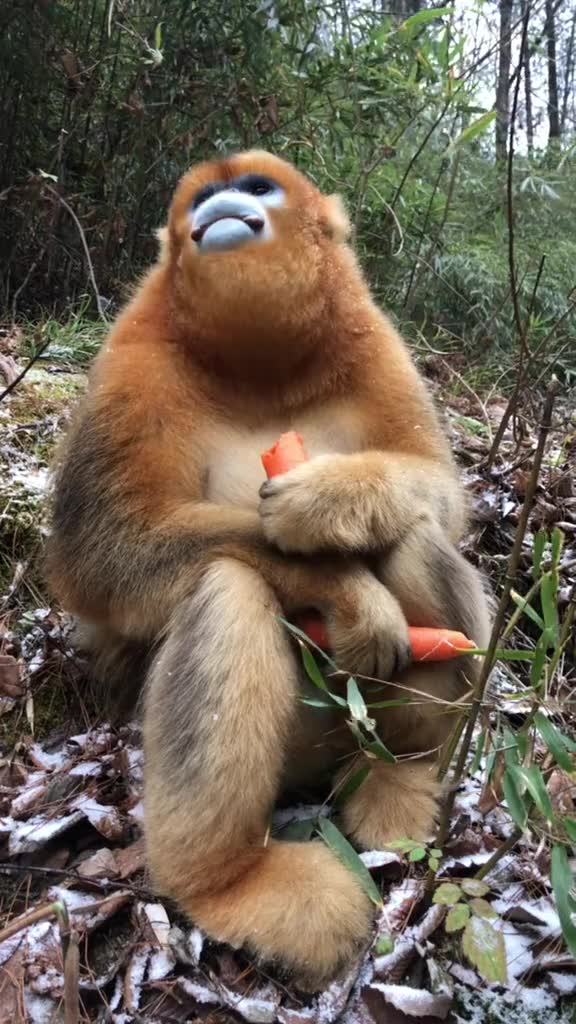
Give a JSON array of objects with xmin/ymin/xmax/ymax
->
[
  {"xmin": 155, "ymin": 225, "xmax": 172, "ymax": 265},
  {"xmin": 321, "ymin": 194, "xmax": 351, "ymax": 242}
]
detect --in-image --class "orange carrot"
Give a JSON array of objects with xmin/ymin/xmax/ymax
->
[
  {"xmin": 403, "ymin": 627, "xmax": 475, "ymax": 661},
  {"xmin": 260, "ymin": 434, "xmax": 475, "ymax": 662},
  {"xmin": 261, "ymin": 431, "xmax": 308, "ymax": 478}
]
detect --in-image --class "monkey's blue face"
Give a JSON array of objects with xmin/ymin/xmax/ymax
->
[{"xmin": 189, "ymin": 173, "xmax": 285, "ymax": 252}]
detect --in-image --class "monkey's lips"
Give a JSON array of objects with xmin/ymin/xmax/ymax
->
[{"xmin": 191, "ymin": 214, "xmax": 265, "ymax": 251}]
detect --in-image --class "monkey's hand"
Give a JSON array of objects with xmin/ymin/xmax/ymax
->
[
  {"xmin": 326, "ymin": 571, "xmax": 411, "ymax": 679},
  {"xmin": 259, "ymin": 452, "xmax": 461, "ymax": 554}
]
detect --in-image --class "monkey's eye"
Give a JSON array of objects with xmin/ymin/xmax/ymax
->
[
  {"xmin": 233, "ymin": 173, "xmax": 278, "ymax": 199},
  {"xmin": 192, "ymin": 183, "xmax": 219, "ymax": 209}
]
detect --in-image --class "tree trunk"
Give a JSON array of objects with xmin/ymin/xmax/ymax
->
[
  {"xmin": 519, "ymin": 0, "xmax": 534, "ymax": 156},
  {"xmin": 561, "ymin": 10, "xmax": 576, "ymax": 134},
  {"xmin": 495, "ymin": 0, "xmax": 513, "ymax": 162},
  {"xmin": 545, "ymin": 0, "xmax": 561, "ymax": 144}
]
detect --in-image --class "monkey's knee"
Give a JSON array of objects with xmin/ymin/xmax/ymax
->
[{"xmin": 339, "ymin": 759, "xmax": 441, "ymax": 850}]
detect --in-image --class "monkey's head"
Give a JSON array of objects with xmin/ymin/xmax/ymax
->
[{"xmin": 163, "ymin": 151, "xmax": 354, "ymax": 346}]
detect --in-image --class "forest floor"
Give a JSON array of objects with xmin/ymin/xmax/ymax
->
[{"xmin": 0, "ymin": 324, "xmax": 575, "ymax": 1024}]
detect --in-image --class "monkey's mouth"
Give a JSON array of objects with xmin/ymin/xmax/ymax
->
[{"xmin": 191, "ymin": 214, "xmax": 265, "ymax": 250}]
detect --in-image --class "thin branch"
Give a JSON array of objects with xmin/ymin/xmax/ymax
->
[
  {"xmin": 436, "ymin": 379, "xmax": 560, "ymax": 849},
  {"xmin": 42, "ymin": 183, "xmax": 108, "ymax": 323},
  {"xmin": 0, "ymin": 337, "xmax": 52, "ymax": 404}
]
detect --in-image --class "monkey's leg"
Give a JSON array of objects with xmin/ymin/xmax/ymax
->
[
  {"xmin": 143, "ymin": 557, "xmax": 373, "ymax": 989},
  {"xmin": 337, "ymin": 663, "xmax": 459, "ymax": 848},
  {"xmin": 339, "ymin": 525, "xmax": 491, "ymax": 850}
]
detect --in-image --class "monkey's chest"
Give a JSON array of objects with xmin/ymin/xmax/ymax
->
[{"xmin": 205, "ymin": 410, "xmax": 360, "ymax": 508}]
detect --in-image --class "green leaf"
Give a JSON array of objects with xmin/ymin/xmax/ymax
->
[
  {"xmin": 318, "ymin": 818, "xmax": 383, "ymax": 907},
  {"xmin": 462, "ymin": 916, "xmax": 507, "ymax": 984},
  {"xmin": 532, "ymin": 529, "xmax": 547, "ymax": 578},
  {"xmin": 279, "ymin": 617, "xmax": 339, "ymax": 672},
  {"xmin": 433, "ymin": 882, "xmax": 462, "ymax": 905},
  {"xmin": 401, "ymin": 6, "xmax": 453, "ymax": 35},
  {"xmin": 154, "ymin": 22, "xmax": 162, "ymax": 49},
  {"xmin": 300, "ymin": 696, "xmax": 335, "ymax": 708},
  {"xmin": 491, "ymin": 649, "xmax": 535, "ymax": 662},
  {"xmin": 512, "ymin": 764, "xmax": 554, "ymax": 823},
  {"xmin": 461, "ymin": 879, "xmax": 490, "ymax": 897},
  {"xmin": 469, "ymin": 729, "xmax": 485, "ymax": 777},
  {"xmin": 347, "ymin": 721, "xmax": 396, "ymax": 763},
  {"xmin": 502, "ymin": 767, "xmax": 528, "ymax": 831},
  {"xmin": 445, "ymin": 903, "xmax": 471, "ymax": 933},
  {"xmin": 335, "ymin": 762, "xmax": 371, "ymax": 804},
  {"xmin": 563, "ymin": 818, "xmax": 576, "ymax": 844},
  {"xmin": 409, "ymin": 847, "xmax": 427, "ymax": 862},
  {"xmin": 428, "ymin": 857, "xmax": 440, "ymax": 872},
  {"xmin": 510, "ymin": 590, "xmax": 544, "ymax": 631},
  {"xmin": 366, "ymin": 698, "xmax": 409, "ymax": 709},
  {"xmin": 502, "ymin": 727, "xmax": 520, "ymax": 769},
  {"xmin": 534, "ymin": 712, "xmax": 574, "ymax": 772},
  {"xmin": 375, "ymin": 934, "xmax": 395, "ymax": 956},
  {"xmin": 347, "ymin": 677, "xmax": 368, "ymax": 721},
  {"xmin": 384, "ymin": 838, "xmax": 421, "ymax": 853},
  {"xmin": 299, "ymin": 645, "xmax": 346, "ymax": 706},
  {"xmin": 551, "ymin": 528, "xmax": 564, "ymax": 569},
  {"xmin": 541, "ymin": 571, "xmax": 560, "ymax": 647},
  {"xmin": 450, "ymin": 111, "xmax": 497, "ymax": 149},
  {"xmin": 470, "ymin": 898, "xmax": 497, "ymax": 919},
  {"xmin": 530, "ymin": 638, "xmax": 548, "ymax": 687},
  {"xmin": 430, "ymin": 849, "xmax": 443, "ymax": 859},
  {"xmin": 551, "ymin": 844, "xmax": 576, "ymax": 956}
]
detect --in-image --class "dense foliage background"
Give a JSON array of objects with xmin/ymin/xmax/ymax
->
[{"xmin": 1, "ymin": 0, "xmax": 575, "ymax": 383}]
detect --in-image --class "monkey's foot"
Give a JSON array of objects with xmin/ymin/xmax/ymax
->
[
  {"xmin": 340, "ymin": 759, "xmax": 441, "ymax": 850},
  {"xmin": 187, "ymin": 840, "xmax": 374, "ymax": 990}
]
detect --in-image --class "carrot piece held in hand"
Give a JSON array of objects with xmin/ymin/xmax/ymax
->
[
  {"xmin": 261, "ymin": 431, "xmax": 308, "ymax": 478},
  {"xmin": 260, "ymin": 434, "xmax": 475, "ymax": 663}
]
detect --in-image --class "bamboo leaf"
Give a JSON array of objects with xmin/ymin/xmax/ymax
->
[
  {"xmin": 534, "ymin": 712, "xmax": 574, "ymax": 772},
  {"xmin": 512, "ymin": 764, "xmax": 553, "ymax": 823},
  {"xmin": 450, "ymin": 110, "xmax": 497, "ymax": 149},
  {"xmin": 510, "ymin": 589, "xmax": 544, "ymax": 631},
  {"xmin": 469, "ymin": 728, "xmax": 485, "ymax": 777},
  {"xmin": 401, "ymin": 6, "xmax": 453, "ymax": 35},
  {"xmin": 541, "ymin": 571, "xmax": 560, "ymax": 647},
  {"xmin": 318, "ymin": 818, "xmax": 383, "ymax": 907},
  {"xmin": 503, "ymin": 767, "xmax": 528, "ymax": 831},
  {"xmin": 530, "ymin": 639, "xmax": 548, "ymax": 687},
  {"xmin": 551, "ymin": 528, "xmax": 564, "ymax": 568},
  {"xmin": 347, "ymin": 676, "xmax": 368, "ymax": 721},
  {"xmin": 297, "ymin": 644, "xmax": 347, "ymax": 706},
  {"xmin": 532, "ymin": 529, "xmax": 547, "ymax": 578},
  {"xmin": 335, "ymin": 762, "xmax": 371, "ymax": 804},
  {"xmin": 551, "ymin": 844, "xmax": 576, "ymax": 956},
  {"xmin": 563, "ymin": 818, "xmax": 576, "ymax": 844}
]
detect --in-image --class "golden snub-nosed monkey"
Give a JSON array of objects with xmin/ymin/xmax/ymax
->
[{"xmin": 46, "ymin": 150, "xmax": 490, "ymax": 988}]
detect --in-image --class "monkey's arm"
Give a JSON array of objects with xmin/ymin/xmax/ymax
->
[
  {"xmin": 47, "ymin": 393, "xmax": 411, "ymax": 675},
  {"xmin": 259, "ymin": 338, "xmax": 464, "ymax": 558}
]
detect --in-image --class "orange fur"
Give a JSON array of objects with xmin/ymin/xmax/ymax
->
[{"xmin": 46, "ymin": 149, "xmax": 490, "ymax": 987}]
